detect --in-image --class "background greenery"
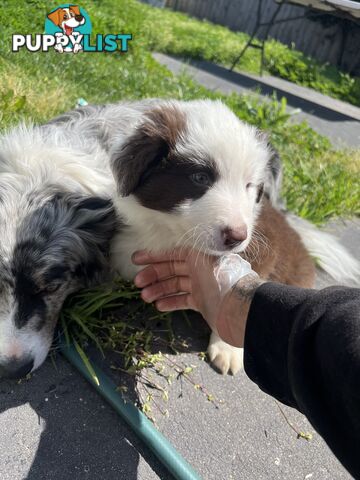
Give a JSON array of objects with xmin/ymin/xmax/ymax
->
[
  {"xmin": 145, "ymin": 4, "xmax": 360, "ymax": 107},
  {"xmin": 0, "ymin": 0, "xmax": 359, "ymax": 225}
]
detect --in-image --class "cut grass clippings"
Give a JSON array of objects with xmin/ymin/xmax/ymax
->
[{"xmin": 60, "ymin": 279, "xmax": 220, "ymax": 422}]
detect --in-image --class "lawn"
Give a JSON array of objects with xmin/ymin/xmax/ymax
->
[
  {"xmin": 0, "ymin": 1, "xmax": 359, "ymax": 389},
  {"xmin": 1, "ymin": 0, "xmax": 359, "ymax": 223}
]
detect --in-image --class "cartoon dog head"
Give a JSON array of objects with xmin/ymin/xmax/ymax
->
[{"xmin": 47, "ymin": 5, "xmax": 85, "ymax": 36}]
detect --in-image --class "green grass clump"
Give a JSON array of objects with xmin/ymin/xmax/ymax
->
[{"xmin": 60, "ymin": 280, "xmax": 217, "ymax": 419}]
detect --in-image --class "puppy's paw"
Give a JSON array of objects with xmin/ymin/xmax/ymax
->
[{"xmin": 207, "ymin": 332, "xmax": 243, "ymax": 375}]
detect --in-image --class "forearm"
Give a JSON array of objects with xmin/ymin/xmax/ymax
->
[
  {"xmin": 243, "ymin": 282, "xmax": 316, "ymax": 406},
  {"xmin": 243, "ymin": 283, "xmax": 360, "ymax": 478}
]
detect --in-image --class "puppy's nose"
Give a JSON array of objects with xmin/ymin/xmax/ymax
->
[
  {"xmin": 222, "ymin": 226, "xmax": 248, "ymax": 248},
  {"xmin": 0, "ymin": 357, "xmax": 34, "ymax": 380},
  {"xmin": 75, "ymin": 14, "xmax": 84, "ymax": 22}
]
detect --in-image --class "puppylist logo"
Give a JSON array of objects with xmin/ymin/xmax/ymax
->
[{"xmin": 12, "ymin": 4, "xmax": 132, "ymax": 54}]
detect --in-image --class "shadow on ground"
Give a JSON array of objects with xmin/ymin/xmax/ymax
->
[
  {"xmin": 172, "ymin": 56, "xmax": 358, "ymax": 122},
  {"xmin": 0, "ymin": 313, "xmax": 209, "ymax": 480}
]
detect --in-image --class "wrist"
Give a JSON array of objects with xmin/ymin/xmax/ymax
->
[
  {"xmin": 233, "ymin": 273, "xmax": 263, "ymax": 302},
  {"xmin": 215, "ymin": 274, "xmax": 263, "ymax": 347}
]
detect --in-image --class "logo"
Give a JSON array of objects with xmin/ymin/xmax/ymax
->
[{"xmin": 12, "ymin": 4, "xmax": 132, "ymax": 54}]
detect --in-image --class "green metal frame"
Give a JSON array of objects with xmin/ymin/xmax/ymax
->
[{"xmin": 60, "ymin": 341, "xmax": 202, "ymax": 480}]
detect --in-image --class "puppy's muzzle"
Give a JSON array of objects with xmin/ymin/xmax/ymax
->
[
  {"xmin": 222, "ymin": 226, "xmax": 248, "ymax": 249},
  {"xmin": 0, "ymin": 357, "xmax": 34, "ymax": 380}
]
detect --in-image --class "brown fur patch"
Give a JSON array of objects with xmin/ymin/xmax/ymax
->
[
  {"xmin": 133, "ymin": 154, "xmax": 219, "ymax": 212},
  {"xmin": 142, "ymin": 104, "xmax": 186, "ymax": 149},
  {"xmin": 111, "ymin": 104, "xmax": 187, "ymax": 197},
  {"xmin": 244, "ymin": 199, "xmax": 315, "ymax": 288}
]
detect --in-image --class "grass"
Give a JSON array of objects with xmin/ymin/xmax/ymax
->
[
  {"xmin": 1, "ymin": 1, "xmax": 359, "ymax": 404},
  {"xmin": 0, "ymin": 0, "xmax": 359, "ymax": 223}
]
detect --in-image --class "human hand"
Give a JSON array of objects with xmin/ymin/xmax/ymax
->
[
  {"xmin": 132, "ymin": 249, "xmax": 262, "ymax": 347},
  {"xmin": 132, "ymin": 248, "xmax": 222, "ymax": 334}
]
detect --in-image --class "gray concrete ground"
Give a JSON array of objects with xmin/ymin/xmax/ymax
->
[
  {"xmin": 0, "ymin": 57, "xmax": 359, "ymax": 480},
  {"xmin": 152, "ymin": 53, "xmax": 360, "ymax": 148}
]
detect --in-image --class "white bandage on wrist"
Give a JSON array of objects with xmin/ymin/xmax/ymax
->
[{"xmin": 213, "ymin": 254, "xmax": 258, "ymax": 296}]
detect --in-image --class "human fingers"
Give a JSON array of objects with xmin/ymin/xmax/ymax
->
[
  {"xmin": 134, "ymin": 261, "xmax": 189, "ymax": 288},
  {"xmin": 140, "ymin": 276, "xmax": 192, "ymax": 303},
  {"xmin": 132, "ymin": 248, "xmax": 190, "ymax": 266},
  {"xmin": 155, "ymin": 294, "xmax": 195, "ymax": 312}
]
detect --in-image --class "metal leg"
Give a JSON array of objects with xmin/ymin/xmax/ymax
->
[
  {"xmin": 229, "ymin": 0, "xmax": 263, "ymax": 71},
  {"xmin": 230, "ymin": 0, "xmax": 285, "ymax": 76},
  {"xmin": 260, "ymin": 1, "xmax": 284, "ymax": 76}
]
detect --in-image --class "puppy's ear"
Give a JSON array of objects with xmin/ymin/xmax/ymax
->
[
  {"xmin": 110, "ymin": 104, "xmax": 185, "ymax": 196},
  {"xmin": 256, "ymin": 129, "xmax": 283, "ymax": 207},
  {"xmin": 46, "ymin": 193, "xmax": 117, "ymax": 252},
  {"xmin": 70, "ymin": 5, "xmax": 81, "ymax": 16},
  {"xmin": 47, "ymin": 8, "xmax": 62, "ymax": 26},
  {"xmin": 65, "ymin": 195, "xmax": 118, "ymax": 283},
  {"xmin": 69, "ymin": 196, "xmax": 117, "ymax": 252}
]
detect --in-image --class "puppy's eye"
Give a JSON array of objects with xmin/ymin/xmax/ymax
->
[
  {"xmin": 256, "ymin": 183, "xmax": 264, "ymax": 203},
  {"xmin": 190, "ymin": 172, "xmax": 211, "ymax": 187},
  {"xmin": 45, "ymin": 283, "xmax": 61, "ymax": 294},
  {"xmin": 246, "ymin": 182, "xmax": 264, "ymax": 203}
]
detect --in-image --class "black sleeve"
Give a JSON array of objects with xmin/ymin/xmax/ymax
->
[{"xmin": 244, "ymin": 283, "xmax": 360, "ymax": 479}]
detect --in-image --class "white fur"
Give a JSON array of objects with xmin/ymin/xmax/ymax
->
[
  {"xmin": 0, "ymin": 296, "xmax": 50, "ymax": 371},
  {"xmin": 208, "ymin": 332, "xmax": 244, "ymax": 375},
  {"xmin": 287, "ymin": 214, "xmax": 360, "ymax": 286}
]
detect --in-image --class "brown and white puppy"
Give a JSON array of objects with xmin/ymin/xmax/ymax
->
[
  {"xmin": 50, "ymin": 99, "xmax": 356, "ymax": 374},
  {"xmin": 0, "ymin": 99, "xmax": 357, "ymax": 378},
  {"xmin": 102, "ymin": 100, "xmax": 355, "ymax": 374}
]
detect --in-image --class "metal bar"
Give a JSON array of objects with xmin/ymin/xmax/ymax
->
[
  {"xmin": 60, "ymin": 341, "xmax": 202, "ymax": 480},
  {"xmin": 229, "ymin": 0, "xmax": 264, "ymax": 71},
  {"xmin": 260, "ymin": 1, "xmax": 284, "ymax": 75}
]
